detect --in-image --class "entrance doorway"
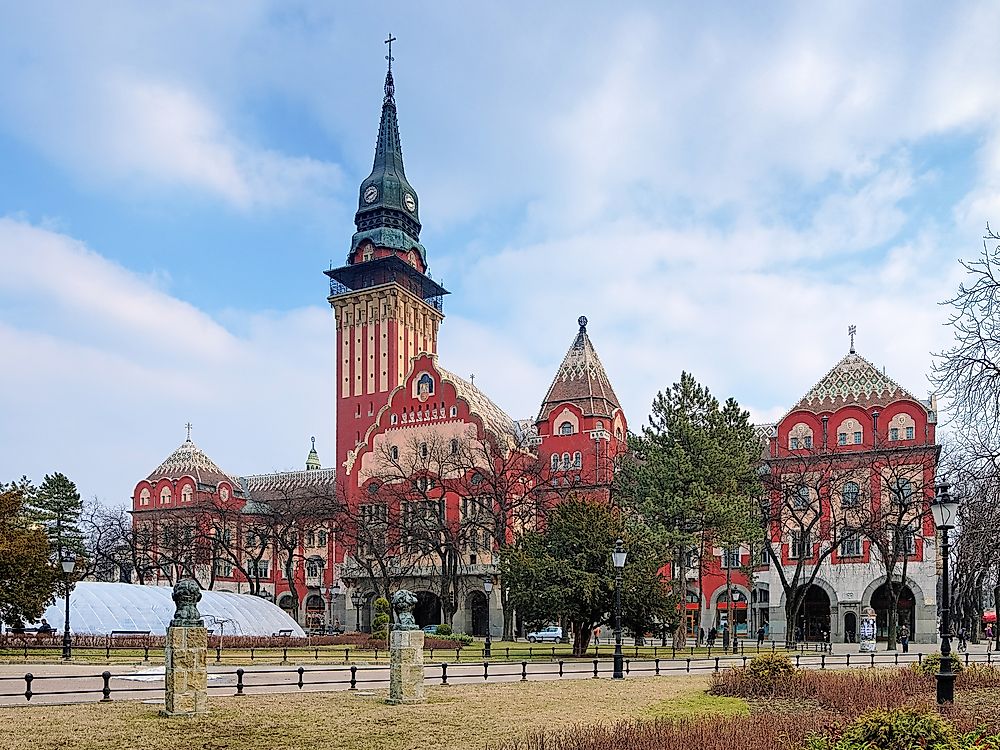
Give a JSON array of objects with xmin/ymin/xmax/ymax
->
[
  {"xmin": 467, "ymin": 591, "xmax": 488, "ymax": 637},
  {"xmin": 414, "ymin": 591, "xmax": 442, "ymax": 628},
  {"xmin": 304, "ymin": 594, "xmax": 325, "ymax": 631},
  {"xmin": 844, "ymin": 612, "xmax": 857, "ymax": 643},
  {"xmin": 795, "ymin": 585, "xmax": 831, "ymax": 641},
  {"xmin": 871, "ymin": 583, "xmax": 915, "ymax": 640}
]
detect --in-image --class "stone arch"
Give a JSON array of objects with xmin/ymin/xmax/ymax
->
[
  {"xmin": 862, "ymin": 575, "xmax": 928, "ymax": 640},
  {"xmin": 712, "ymin": 585, "xmax": 751, "ymax": 635},
  {"xmin": 861, "ymin": 575, "xmax": 928, "ymax": 609},
  {"xmin": 466, "ymin": 590, "xmax": 488, "ymax": 637},
  {"xmin": 413, "ymin": 590, "xmax": 442, "ymax": 628}
]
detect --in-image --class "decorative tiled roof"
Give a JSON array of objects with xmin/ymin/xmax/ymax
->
[
  {"xmin": 145, "ymin": 439, "xmax": 241, "ymax": 490},
  {"xmin": 437, "ymin": 366, "xmax": 517, "ymax": 440},
  {"xmin": 537, "ymin": 316, "xmax": 622, "ymax": 423},
  {"xmin": 752, "ymin": 423, "xmax": 776, "ymax": 460},
  {"xmin": 792, "ymin": 352, "xmax": 922, "ymax": 413},
  {"xmin": 239, "ymin": 468, "xmax": 337, "ymax": 515}
]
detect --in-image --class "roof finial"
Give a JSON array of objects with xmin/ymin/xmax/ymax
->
[
  {"xmin": 848, "ymin": 324, "xmax": 857, "ymax": 354},
  {"xmin": 185, "ymin": 421, "xmax": 193, "ymax": 442},
  {"xmin": 311, "ymin": 435, "xmax": 316, "ymax": 450},
  {"xmin": 470, "ymin": 373, "xmax": 476, "ymax": 386},
  {"xmin": 578, "ymin": 315, "xmax": 588, "ymax": 332},
  {"xmin": 384, "ymin": 33, "xmax": 396, "ymax": 101}
]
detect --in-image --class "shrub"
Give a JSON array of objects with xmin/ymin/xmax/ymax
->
[
  {"xmin": 371, "ymin": 596, "xmax": 390, "ymax": 640},
  {"xmin": 912, "ymin": 652, "xmax": 965, "ymax": 677},
  {"xmin": 745, "ymin": 652, "xmax": 795, "ymax": 681},
  {"xmin": 435, "ymin": 623, "xmax": 453, "ymax": 636},
  {"xmin": 807, "ymin": 708, "xmax": 960, "ymax": 750}
]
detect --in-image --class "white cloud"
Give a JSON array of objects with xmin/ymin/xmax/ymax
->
[{"xmin": 0, "ymin": 219, "xmax": 333, "ymax": 504}]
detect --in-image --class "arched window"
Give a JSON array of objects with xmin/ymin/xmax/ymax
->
[
  {"xmin": 160, "ymin": 487, "xmax": 172, "ymax": 505},
  {"xmin": 551, "ymin": 454, "xmax": 559, "ymax": 471},
  {"xmin": 597, "ymin": 420, "xmax": 604, "ymax": 430},
  {"xmin": 391, "ymin": 414, "xmax": 398, "ymax": 425},
  {"xmin": 842, "ymin": 481, "xmax": 860, "ymax": 507},
  {"xmin": 451, "ymin": 438, "xmax": 459, "ymax": 455},
  {"xmin": 559, "ymin": 422, "xmax": 573, "ymax": 435},
  {"xmin": 573, "ymin": 451, "xmax": 582, "ymax": 468},
  {"xmin": 390, "ymin": 446, "xmax": 399, "ymax": 461},
  {"xmin": 417, "ymin": 373, "xmax": 435, "ymax": 397},
  {"xmin": 562, "ymin": 452, "xmax": 571, "ymax": 469},
  {"xmin": 450, "ymin": 406, "xmax": 457, "ymax": 417},
  {"xmin": 615, "ymin": 427, "xmax": 623, "ymax": 439},
  {"xmin": 181, "ymin": 485, "xmax": 192, "ymax": 503},
  {"xmin": 139, "ymin": 488, "xmax": 150, "ymax": 506},
  {"xmin": 420, "ymin": 442, "xmax": 428, "ymax": 458}
]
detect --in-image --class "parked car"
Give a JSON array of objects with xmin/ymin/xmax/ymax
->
[
  {"xmin": 526, "ymin": 626, "xmax": 562, "ymax": 643},
  {"xmin": 422, "ymin": 625, "xmax": 439, "ymax": 634}
]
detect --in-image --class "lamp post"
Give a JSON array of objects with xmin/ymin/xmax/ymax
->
[
  {"xmin": 483, "ymin": 576, "xmax": 493, "ymax": 659},
  {"xmin": 326, "ymin": 581, "xmax": 342, "ymax": 634},
  {"xmin": 931, "ymin": 481, "xmax": 959, "ymax": 705},
  {"xmin": 61, "ymin": 554, "xmax": 75, "ymax": 660},
  {"xmin": 994, "ymin": 580, "xmax": 1000, "ymax": 652},
  {"xmin": 351, "ymin": 590, "xmax": 363, "ymax": 632},
  {"xmin": 612, "ymin": 538, "xmax": 628, "ymax": 679}
]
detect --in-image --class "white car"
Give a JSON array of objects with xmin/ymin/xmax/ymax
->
[{"xmin": 526, "ymin": 626, "xmax": 562, "ymax": 643}]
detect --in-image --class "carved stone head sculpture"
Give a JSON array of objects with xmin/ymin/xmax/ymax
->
[
  {"xmin": 170, "ymin": 578, "xmax": 205, "ymax": 628},
  {"xmin": 391, "ymin": 589, "xmax": 419, "ymax": 631}
]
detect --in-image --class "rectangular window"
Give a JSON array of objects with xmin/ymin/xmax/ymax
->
[
  {"xmin": 838, "ymin": 433, "xmax": 847, "ymax": 446},
  {"xmin": 839, "ymin": 533, "xmax": 862, "ymax": 558},
  {"xmin": 890, "ymin": 428, "xmax": 899, "ymax": 441},
  {"xmin": 790, "ymin": 532, "xmax": 811, "ymax": 559},
  {"xmin": 804, "ymin": 436, "xmax": 813, "ymax": 449},
  {"xmin": 891, "ymin": 479, "xmax": 914, "ymax": 505},
  {"xmin": 213, "ymin": 559, "xmax": 232, "ymax": 578},
  {"xmin": 790, "ymin": 437, "xmax": 799, "ymax": 449},
  {"xmin": 853, "ymin": 431, "xmax": 862, "ymax": 444},
  {"xmin": 247, "ymin": 559, "xmax": 270, "ymax": 579},
  {"xmin": 318, "ymin": 531, "xmax": 327, "ymax": 547},
  {"xmin": 721, "ymin": 547, "xmax": 741, "ymax": 569},
  {"xmin": 794, "ymin": 486, "xmax": 810, "ymax": 509},
  {"xmin": 894, "ymin": 525, "xmax": 916, "ymax": 556},
  {"xmin": 905, "ymin": 426, "xmax": 915, "ymax": 440},
  {"xmin": 759, "ymin": 546, "xmax": 770, "ymax": 566}
]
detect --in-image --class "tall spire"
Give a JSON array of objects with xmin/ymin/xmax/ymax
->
[
  {"xmin": 351, "ymin": 35, "xmax": 424, "ymax": 267},
  {"xmin": 306, "ymin": 436, "xmax": 321, "ymax": 471}
]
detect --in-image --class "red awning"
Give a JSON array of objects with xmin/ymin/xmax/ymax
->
[{"xmin": 983, "ymin": 611, "xmax": 996, "ymax": 624}]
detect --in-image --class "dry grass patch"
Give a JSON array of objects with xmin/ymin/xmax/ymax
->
[{"xmin": 0, "ymin": 676, "xmax": 727, "ymax": 750}]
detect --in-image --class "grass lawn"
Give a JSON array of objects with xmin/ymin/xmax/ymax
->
[{"xmin": 0, "ymin": 676, "xmax": 737, "ymax": 750}]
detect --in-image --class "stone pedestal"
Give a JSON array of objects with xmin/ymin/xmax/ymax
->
[
  {"xmin": 162, "ymin": 625, "xmax": 208, "ymax": 717},
  {"xmin": 387, "ymin": 629, "xmax": 424, "ymax": 704}
]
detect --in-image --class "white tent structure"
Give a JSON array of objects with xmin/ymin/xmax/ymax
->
[{"xmin": 35, "ymin": 581, "xmax": 304, "ymax": 637}]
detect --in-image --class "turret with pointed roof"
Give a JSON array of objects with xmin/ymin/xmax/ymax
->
[{"xmin": 537, "ymin": 316, "xmax": 623, "ymax": 424}]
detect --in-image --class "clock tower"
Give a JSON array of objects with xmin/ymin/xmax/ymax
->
[{"xmin": 326, "ymin": 49, "xmax": 449, "ymax": 486}]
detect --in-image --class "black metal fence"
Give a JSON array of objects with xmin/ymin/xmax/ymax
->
[
  {"xmin": 0, "ymin": 640, "xmax": 826, "ymax": 665},
  {"xmin": 2, "ymin": 648, "xmax": 997, "ymax": 706}
]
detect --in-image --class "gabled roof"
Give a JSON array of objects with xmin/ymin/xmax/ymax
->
[
  {"xmin": 239, "ymin": 468, "xmax": 337, "ymax": 516},
  {"xmin": 791, "ymin": 351, "xmax": 923, "ymax": 413},
  {"xmin": 437, "ymin": 366, "xmax": 517, "ymax": 440},
  {"xmin": 145, "ymin": 438, "xmax": 241, "ymax": 490},
  {"xmin": 537, "ymin": 316, "xmax": 622, "ymax": 423}
]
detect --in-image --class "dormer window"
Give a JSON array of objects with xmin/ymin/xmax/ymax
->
[
  {"xmin": 160, "ymin": 487, "xmax": 172, "ymax": 505},
  {"xmin": 559, "ymin": 422, "xmax": 573, "ymax": 436}
]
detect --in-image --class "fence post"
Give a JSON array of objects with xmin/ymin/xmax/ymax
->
[
  {"xmin": 235, "ymin": 668, "xmax": 245, "ymax": 696},
  {"xmin": 297, "ymin": 666, "xmax": 304, "ymax": 689},
  {"xmin": 345, "ymin": 648, "xmax": 349, "ymax": 663},
  {"xmin": 593, "ymin": 659, "xmax": 599, "ymax": 679},
  {"xmin": 870, "ymin": 653, "xmax": 875, "ymax": 668},
  {"xmin": 714, "ymin": 657, "xmax": 720, "ymax": 673},
  {"xmin": 796, "ymin": 654, "xmax": 801, "ymax": 668},
  {"xmin": 654, "ymin": 647, "xmax": 658, "ymax": 659},
  {"xmin": 143, "ymin": 646, "xmax": 149, "ymax": 662},
  {"xmin": 505, "ymin": 647, "xmax": 510, "ymax": 660},
  {"xmin": 742, "ymin": 656, "xmax": 747, "ymax": 667},
  {"xmin": 521, "ymin": 661, "xmax": 528, "ymax": 682},
  {"xmin": 456, "ymin": 649, "xmax": 461, "ymax": 663},
  {"xmin": 655, "ymin": 658, "xmax": 660, "ymax": 676},
  {"xmin": 552, "ymin": 646, "xmax": 556, "ymax": 659},
  {"xmin": 250, "ymin": 648, "xmax": 255, "ymax": 662},
  {"xmin": 216, "ymin": 647, "xmax": 221, "ymax": 664},
  {"xmin": 965, "ymin": 652, "xmax": 970, "ymax": 666},
  {"xmin": 672, "ymin": 646, "xmax": 676, "ymax": 659},
  {"xmin": 558, "ymin": 660, "xmax": 564, "ymax": 677},
  {"xmin": 484, "ymin": 661, "xmax": 489, "ymax": 681},
  {"xmin": 821, "ymin": 654, "xmax": 826, "ymax": 669},
  {"xmin": 106, "ymin": 642, "xmax": 110, "ymax": 661},
  {"xmin": 23, "ymin": 673, "xmax": 32, "ymax": 702},
  {"xmin": 349, "ymin": 665, "xmax": 357, "ymax": 690},
  {"xmin": 917, "ymin": 653, "xmax": 922, "ymax": 664},
  {"xmin": 686, "ymin": 658, "xmax": 691, "ymax": 673},
  {"xmin": 314, "ymin": 648, "xmax": 319, "ymax": 662},
  {"xmin": 846, "ymin": 653, "xmax": 851, "ymax": 667},
  {"xmin": 634, "ymin": 645, "xmax": 639, "ymax": 658},
  {"xmin": 283, "ymin": 647, "xmax": 288, "ymax": 663},
  {"xmin": 894, "ymin": 652, "xmax": 898, "ymax": 665},
  {"xmin": 529, "ymin": 647, "xmax": 533, "ymax": 659},
  {"xmin": 772, "ymin": 642, "xmax": 776, "ymax": 653},
  {"xmin": 441, "ymin": 662, "xmax": 448, "ymax": 685},
  {"xmin": 101, "ymin": 670, "xmax": 112, "ymax": 702}
]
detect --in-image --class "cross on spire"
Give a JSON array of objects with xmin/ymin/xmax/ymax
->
[
  {"xmin": 848, "ymin": 325, "xmax": 857, "ymax": 354},
  {"xmin": 470, "ymin": 373, "xmax": 476, "ymax": 386},
  {"xmin": 184, "ymin": 422, "xmax": 193, "ymax": 441},
  {"xmin": 384, "ymin": 33, "xmax": 396, "ymax": 72}
]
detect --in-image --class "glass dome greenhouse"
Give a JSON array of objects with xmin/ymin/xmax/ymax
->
[{"xmin": 35, "ymin": 581, "xmax": 305, "ymax": 637}]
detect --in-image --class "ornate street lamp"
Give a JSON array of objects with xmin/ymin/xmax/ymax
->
[
  {"xmin": 612, "ymin": 539, "xmax": 628, "ymax": 679},
  {"xmin": 326, "ymin": 581, "xmax": 342, "ymax": 633},
  {"xmin": 351, "ymin": 590, "xmax": 363, "ymax": 632},
  {"xmin": 483, "ymin": 576, "xmax": 494, "ymax": 659},
  {"xmin": 931, "ymin": 482, "xmax": 959, "ymax": 705},
  {"xmin": 61, "ymin": 554, "xmax": 75, "ymax": 660}
]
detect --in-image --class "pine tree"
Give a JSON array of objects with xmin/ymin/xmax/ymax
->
[
  {"xmin": 27, "ymin": 473, "xmax": 85, "ymax": 559},
  {"xmin": 0, "ymin": 481, "xmax": 60, "ymax": 627}
]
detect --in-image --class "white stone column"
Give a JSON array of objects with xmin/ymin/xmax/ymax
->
[{"xmin": 387, "ymin": 629, "xmax": 424, "ymax": 704}]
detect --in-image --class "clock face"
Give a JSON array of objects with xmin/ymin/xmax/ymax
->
[
  {"xmin": 363, "ymin": 185, "xmax": 379, "ymax": 204},
  {"xmin": 403, "ymin": 192, "xmax": 416, "ymax": 212}
]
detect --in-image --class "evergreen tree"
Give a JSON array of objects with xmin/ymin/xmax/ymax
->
[
  {"xmin": 28, "ymin": 473, "xmax": 85, "ymax": 559},
  {"xmin": 501, "ymin": 497, "xmax": 675, "ymax": 656},
  {"xmin": 0, "ymin": 481, "xmax": 60, "ymax": 627},
  {"xmin": 614, "ymin": 372, "xmax": 761, "ymax": 646}
]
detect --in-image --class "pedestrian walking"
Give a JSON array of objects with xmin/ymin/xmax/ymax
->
[
  {"xmin": 958, "ymin": 626, "xmax": 968, "ymax": 652},
  {"xmin": 593, "ymin": 626, "xmax": 600, "ymax": 645},
  {"xmin": 756, "ymin": 625, "xmax": 765, "ymax": 646},
  {"xmin": 899, "ymin": 624, "xmax": 910, "ymax": 653}
]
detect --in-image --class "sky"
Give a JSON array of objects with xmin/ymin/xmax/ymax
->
[{"xmin": 1, "ymin": 1, "xmax": 998, "ymax": 506}]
